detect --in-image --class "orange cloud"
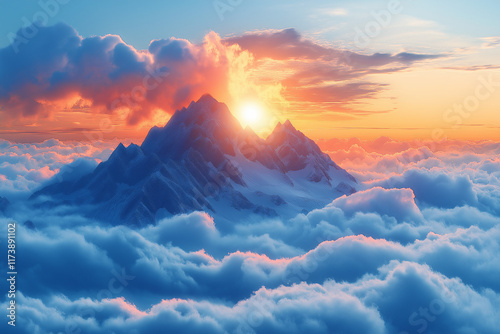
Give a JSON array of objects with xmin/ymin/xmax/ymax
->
[{"xmin": 0, "ymin": 24, "xmax": 448, "ymax": 141}]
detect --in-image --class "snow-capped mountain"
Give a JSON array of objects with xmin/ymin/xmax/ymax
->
[{"xmin": 32, "ymin": 95, "xmax": 357, "ymax": 228}]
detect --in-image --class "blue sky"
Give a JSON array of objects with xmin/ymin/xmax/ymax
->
[
  {"xmin": 0, "ymin": 0, "xmax": 499, "ymax": 141},
  {"xmin": 1, "ymin": 0, "xmax": 499, "ymax": 50},
  {"xmin": 1, "ymin": 3, "xmax": 500, "ymax": 333}
]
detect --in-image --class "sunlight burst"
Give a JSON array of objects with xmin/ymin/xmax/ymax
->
[{"xmin": 239, "ymin": 102, "xmax": 264, "ymax": 129}]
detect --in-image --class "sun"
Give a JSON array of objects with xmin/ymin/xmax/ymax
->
[{"xmin": 239, "ymin": 102, "xmax": 264, "ymax": 129}]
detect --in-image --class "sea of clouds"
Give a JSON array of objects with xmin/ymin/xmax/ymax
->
[{"xmin": 1, "ymin": 138, "xmax": 499, "ymax": 333}]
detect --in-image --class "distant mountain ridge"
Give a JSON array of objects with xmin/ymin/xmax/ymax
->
[{"xmin": 33, "ymin": 95, "xmax": 356, "ymax": 228}]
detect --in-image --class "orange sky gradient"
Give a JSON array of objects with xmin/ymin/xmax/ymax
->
[{"xmin": 1, "ymin": 25, "xmax": 499, "ymax": 143}]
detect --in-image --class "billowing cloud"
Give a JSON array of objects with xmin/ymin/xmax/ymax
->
[
  {"xmin": 328, "ymin": 187, "xmax": 423, "ymax": 222},
  {"xmin": 320, "ymin": 137, "xmax": 500, "ymax": 215},
  {"xmin": 0, "ymin": 23, "xmax": 283, "ymax": 128},
  {"xmin": 3, "ymin": 260, "xmax": 499, "ymax": 334},
  {"xmin": 1, "ymin": 138, "xmax": 499, "ymax": 333},
  {"xmin": 0, "ymin": 24, "xmax": 444, "ymax": 132},
  {"xmin": 374, "ymin": 169, "xmax": 478, "ymax": 209},
  {"xmin": 4, "ymin": 193, "xmax": 500, "ymax": 308}
]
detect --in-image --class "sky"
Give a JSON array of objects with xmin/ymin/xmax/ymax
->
[
  {"xmin": 0, "ymin": 0, "xmax": 499, "ymax": 141},
  {"xmin": 1, "ymin": 3, "xmax": 500, "ymax": 333}
]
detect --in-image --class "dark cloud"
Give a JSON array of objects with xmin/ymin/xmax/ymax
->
[
  {"xmin": 0, "ymin": 23, "xmax": 237, "ymax": 125},
  {"xmin": 0, "ymin": 25, "xmax": 445, "ymax": 124}
]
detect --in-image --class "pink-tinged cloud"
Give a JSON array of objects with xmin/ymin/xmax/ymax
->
[
  {"xmin": 0, "ymin": 138, "xmax": 118, "ymax": 199},
  {"xmin": 0, "ymin": 23, "xmax": 245, "ymax": 126},
  {"xmin": 224, "ymin": 28, "xmax": 442, "ymax": 65},
  {"xmin": 320, "ymin": 137, "xmax": 499, "ymax": 215},
  {"xmin": 0, "ymin": 24, "xmax": 445, "ymax": 128},
  {"xmin": 223, "ymin": 29, "xmax": 443, "ymax": 115},
  {"xmin": 329, "ymin": 187, "xmax": 423, "ymax": 222}
]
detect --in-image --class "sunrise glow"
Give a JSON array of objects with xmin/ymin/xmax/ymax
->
[
  {"xmin": 1, "ymin": 2, "xmax": 500, "ymax": 333},
  {"xmin": 238, "ymin": 102, "xmax": 265, "ymax": 129}
]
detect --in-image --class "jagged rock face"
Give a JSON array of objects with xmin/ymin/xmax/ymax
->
[
  {"xmin": 267, "ymin": 120, "xmax": 355, "ymax": 184},
  {"xmin": 33, "ymin": 94, "xmax": 357, "ymax": 227},
  {"xmin": 268, "ymin": 120, "xmax": 321, "ymax": 171},
  {"xmin": 141, "ymin": 95, "xmax": 242, "ymax": 161}
]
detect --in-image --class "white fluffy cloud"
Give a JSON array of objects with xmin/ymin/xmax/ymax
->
[
  {"xmin": 3, "ymin": 261, "xmax": 499, "ymax": 334},
  {"xmin": 1, "ymin": 138, "xmax": 499, "ymax": 333},
  {"xmin": 0, "ymin": 139, "xmax": 118, "ymax": 200}
]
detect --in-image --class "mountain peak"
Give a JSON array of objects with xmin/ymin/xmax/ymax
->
[
  {"xmin": 181, "ymin": 94, "xmax": 236, "ymax": 125},
  {"xmin": 267, "ymin": 118, "xmax": 335, "ymax": 173},
  {"xmin": 141, "ymin": 94, "xmax": 242, "ymax": 159},
  {"xmin": 268, "ymin": 119, "xmax": 306, "ymax": 149},
  {"xmin": 194, "ymin": 94, "xmax": 219, "ymax": 107},
  {"xmin": 283, "ymin": 119, "xmax": 294, "ymax": 128},
  {"xmin": 273, "ymin": 119, "xmax": 299, "ymax": 137},
  {"xmin": 34, "ymin": 95, "xmax": 357, "ymax": 226}
]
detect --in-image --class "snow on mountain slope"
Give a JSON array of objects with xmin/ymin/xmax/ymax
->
[
  {"xmin": 267, "ymin": 119, "xmax": 357, "ymax": 189},
  {"xmin": 32, "ymin": 95, "xmax": 357, "ymax": 227}
]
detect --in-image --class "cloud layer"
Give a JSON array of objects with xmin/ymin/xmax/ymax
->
[
  {"xmin": 1, "ymin": 138, "xmax": 499, "ymax": 333},
  {"xmin": 11, "ymin": 259, "xmax": 494, "ymax": 334},
  {"xmin": 0, "ymin": 138, "xmax": 119, "ymax": 200}
]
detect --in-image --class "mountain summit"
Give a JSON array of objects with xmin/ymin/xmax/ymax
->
[{"xmin": 33, "ymin": 95, "xmax": 357, "ymax": 227}]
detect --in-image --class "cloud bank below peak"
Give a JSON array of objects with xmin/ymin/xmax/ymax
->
[{"xmin": 1, "ymin": 138, "xmax": 500, "ymax": 333}]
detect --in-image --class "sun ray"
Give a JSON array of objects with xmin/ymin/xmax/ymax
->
[{"xmin": 238, "ymin": 102, "xmax": 265, "ymax": 130}]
